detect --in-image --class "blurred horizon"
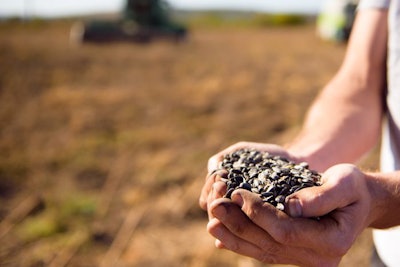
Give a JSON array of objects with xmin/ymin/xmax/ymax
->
[{"xmin": 0, "ymin": 0, "xmax": 327, "ymax": 19}]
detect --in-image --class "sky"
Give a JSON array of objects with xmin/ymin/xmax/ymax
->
[{"xmin": 0, "ymin": 0, "xmax": 327, "ymax": 18}]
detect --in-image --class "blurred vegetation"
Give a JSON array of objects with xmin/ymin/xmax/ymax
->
[
  {"xmin": 252, "ymin": 13, "xmax": 307, "ymax": 27},
  {"xmin": 1, "ymin": 11, "xmax": 311, "ymax": 30},
  {"xmin": 174, "ymin": 11, "xmax": 310, "ymax": 29}
]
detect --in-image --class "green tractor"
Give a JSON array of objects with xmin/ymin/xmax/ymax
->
[{"xmin": 71, "ymin": 0, "xmax": 187, "ymax": 43}]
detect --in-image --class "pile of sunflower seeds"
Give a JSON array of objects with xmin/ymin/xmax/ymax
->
[{"xmin": 219, "ymin": 148, "xmax": 321, "ymax": 211}]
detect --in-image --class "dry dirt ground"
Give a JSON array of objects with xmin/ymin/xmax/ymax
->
[{"xmin": 0, "ymin": 18, "xmax": 378, "ymax": 267}]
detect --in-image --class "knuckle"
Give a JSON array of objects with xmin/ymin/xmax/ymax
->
[
  {"xmin": 245, "ymin": 205, "xmax": 260, "ymax": 222},
  {"xmin": 206, "ymin": 219, "xmax": 222, "ymax": 236},
  {"xmin": 244, "ymin": 200, "xmax": 264, "ymax": 222},
  {"xmin": 230, "ymin": 219, "xmax": 248, "ymax": 236}
]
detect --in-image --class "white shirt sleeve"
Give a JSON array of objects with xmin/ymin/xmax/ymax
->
[{"xmin": 358, "ymin": 0, "xmax": 390, "ymax": 9}]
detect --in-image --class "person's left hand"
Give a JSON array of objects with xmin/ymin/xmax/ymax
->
[{"xmin": 207, "ymin": 164, "xmax": 373, "ymax": 267}]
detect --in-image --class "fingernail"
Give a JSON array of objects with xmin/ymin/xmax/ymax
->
[{"xmin": 287, "ymin": 198, "xmax": 302, "ymax": 217}]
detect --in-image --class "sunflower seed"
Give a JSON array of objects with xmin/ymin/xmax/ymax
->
[{"xmin": 219, "ymin": 148, "xmax": 321, "ymax": 211}]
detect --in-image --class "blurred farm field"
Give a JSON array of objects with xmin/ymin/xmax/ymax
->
[{"xmin": 0, "ymin": 16, "xmax": 376, "ymax": 267}]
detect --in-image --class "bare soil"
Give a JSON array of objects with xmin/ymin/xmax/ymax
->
[{"xmin": 0, "ymin": 19, "xmax": 377, "ymax": 267}]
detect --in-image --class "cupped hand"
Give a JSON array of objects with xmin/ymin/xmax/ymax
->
[
  {"xmin": 207, "ymin": 163, "xmax": 373, "ymax": 267},
  {"xmin": 199, "ymin": 142, "xmax": 298, "ymax": 214}
]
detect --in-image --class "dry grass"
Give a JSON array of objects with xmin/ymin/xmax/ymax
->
[{"xmin": 0, "ymin": 18, "xmax": 376, "ymax": 267}]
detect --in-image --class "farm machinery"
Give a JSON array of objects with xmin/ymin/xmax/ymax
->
[{"xmin": 71, "ymin": 0, "xmax": 187, "ymax": 43}]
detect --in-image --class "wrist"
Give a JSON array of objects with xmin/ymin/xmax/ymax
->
[
  {"xmin": 365, "ymin": 172, "xmax": 385, "ymax": 228},
  {"xmin": 365, "ymin": 172, "xmax": 400, "ymax": 229}
]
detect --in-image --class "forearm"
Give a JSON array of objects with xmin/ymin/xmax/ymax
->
[
  {"xmin": 286, "ymin": 73, "xmax": 383, "ymax": 171},
  {"xmin": 286, "ymin": 9, "xmax": 387, "ymax": 172}
]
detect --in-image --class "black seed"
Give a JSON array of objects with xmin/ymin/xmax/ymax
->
[
  {"xmin": 220, "ymin": 148, "xmax": 321, "ymax": 211},
  {"xmin": 275, "ymin": 195, "xmax": 285, "ymax": 203},
  {"xmin": 224, "ymin": 188, "xmax": 235, "ymax": 198},
  {"xmin": 239, "ymin": 182, "xmax": 252, "ymax": 191}
]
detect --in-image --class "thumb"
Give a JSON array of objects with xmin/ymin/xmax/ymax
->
[
  {"xmin": 285, "ymin": 164, "xmax": 359, "ymax": 218},
  {"xmin": 285, "ymin": 186, "xmax": 333, "ymax": 218}
]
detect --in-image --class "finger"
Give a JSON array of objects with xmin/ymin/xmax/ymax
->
[
  {"xmin": 199, "ymin": 170, "xmax": 227, "ymax": 210},
  {"xmin": 285, "ymin": 164, "xmax": 362, "ymax": 218},
  {"xmin": 208, "ymin": 204, "xmax": 292, "ymax": 265},
  {"xmin": 231, "ymin": 189, "xmax": 344, "ymax": 257},
  {"xmin": 207, "ymin": 218, "xmax": 270, "ymax": 262},
  {"xmin": 207, "ymin": 155, "xmax": 224, "ymax": 173},
  {"xmin": 209, "ymin": 197, "xmax": 320, "ymax": 266},
  {"xmin": 209, "ymin": 197, "xmax": 284, "ymax": 255},
  {"xmin": 199, "ymin": 172, "xmax": 216, "ymax": 210},
  {"xmin": 207, "ymin": 181, "xmax": 227, "ymax": 220}
]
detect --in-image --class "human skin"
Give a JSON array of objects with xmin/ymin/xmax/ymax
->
[
  {"xmin": 203, "ymin": 147, "xmax": 400, "ymax": 266},
  {"xmin": 199, "ymin": 9, "xmax": 400, "ymax": 267}
]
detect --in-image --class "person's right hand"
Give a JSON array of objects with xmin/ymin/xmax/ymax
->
[{"xmin": 206, "ymin": 163, "xmax": 375, "ymax": 267}]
